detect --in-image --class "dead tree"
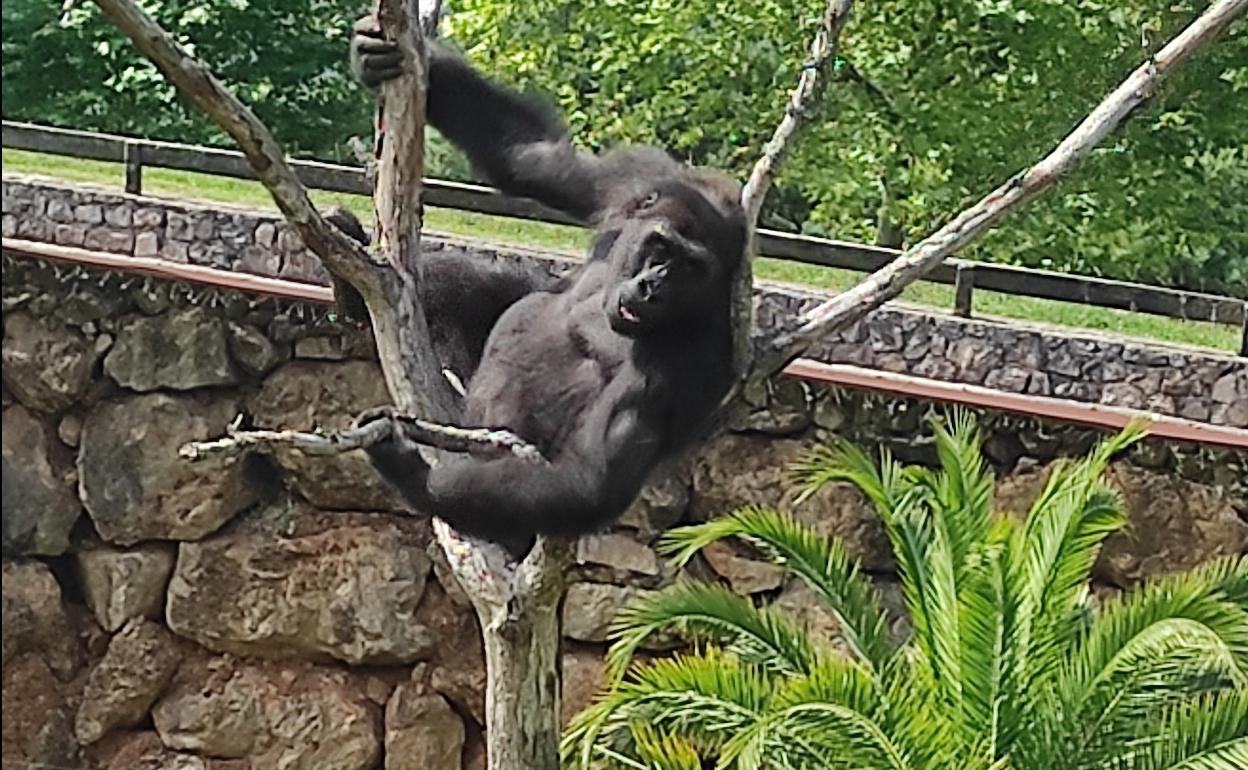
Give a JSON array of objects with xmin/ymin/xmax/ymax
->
[{"xmin": 90, "ymin": 0, "xmax": 1247, "ymax": 767}]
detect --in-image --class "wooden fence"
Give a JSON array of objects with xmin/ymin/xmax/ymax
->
[{"xmin": 5, "ymin": 120, "xmax": 1245, "ymax": 356}]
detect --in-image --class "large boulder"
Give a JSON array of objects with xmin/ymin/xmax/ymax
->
[
  {"xmin": 152, "ymin": 657, "xmax": 382, "ymax": 770},
  {"xmin": 690, "ymin": 434, "xmax": 892, "ymax": 571},
  {"xmin": 561, "ymin": 643, "xmax": 608, "ymax": 728},
  {"xmin": 2, "ymin": 405, "xmax": 82, "ymax": 556},
  {"xmin": 104, "ymin": 308, "xmax": 239, "ymax": 391},
  {"xmin": 76, "ymin": 543, "xmax": 177, "ymax": 632},
  {"xmin": 1, "ymin": 560, "xmax": 82, "ymax": 678},
  {"xmin": 167, "ymin": 512, "xmax": 435, "ymax": 664},
  {"xmin": 2, "ymin": 311, "xmax": 97, "ymax": 413},
  {"xmin": 385, "ymin": 684, "xmax": 465, "ymax": 770},
  {"xmin": 89, "ymin": 731, "xmax": 246, "ymax": 770},
  {"xmin": 1, "ymin": 654, "xmax": 82, "ymax": 770},
  {"xmin": 76, "ymin": 619, "xmax": 183, "ymax": 745},
  {"xmin": 417, "ymin": 582, "xmax": 486, "ymax": 726},
  {"xmin": 994, "ymin": 462, "xmax": 1248, "ymax": 585},
  {"xmin": 78, "ymin": 393, "xmax": 264, "ymax": 544},
  {"xmin": 248, "ymin": 361, "xmax": 403, "ymax": 511}
]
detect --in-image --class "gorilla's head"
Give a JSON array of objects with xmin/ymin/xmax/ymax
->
[{"xmin": 595, "ymin": 164, "xmax": 746, "ymax": 337}]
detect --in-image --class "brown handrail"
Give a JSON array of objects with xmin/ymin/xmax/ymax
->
[{"xmin": 5, "ymin": 237, "xmax": 1244, "ymax": 449}]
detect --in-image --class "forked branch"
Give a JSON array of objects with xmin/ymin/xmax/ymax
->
[{"xmin": 751, "ymin": 0, "xmax": 1247, "ymax": 377}]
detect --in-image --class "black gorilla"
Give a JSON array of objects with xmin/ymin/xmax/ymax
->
[{"xmin": 350, "ymin": 18, "xmax": 746, "ymax": 555}]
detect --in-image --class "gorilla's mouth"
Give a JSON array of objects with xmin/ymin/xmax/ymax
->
[{"xmin": 618, "ymin": 300, "xmax": 641, "ymax": 324}]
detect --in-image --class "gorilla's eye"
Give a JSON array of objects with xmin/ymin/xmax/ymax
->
[{"xmin": 639, "ymin": 191, "xmax": 660, "ymax": 209}]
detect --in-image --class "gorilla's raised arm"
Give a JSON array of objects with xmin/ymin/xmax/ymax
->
[{"xmin": 351, "ymin": 18, "xmax": 605, "ymax": 223}]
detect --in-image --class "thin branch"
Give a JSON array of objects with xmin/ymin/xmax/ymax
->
[
  {"xmin": 730, "ymin": 0, "xmax": 854, "ymax": 383},
  {"xmin": 753, "ymin": 0, "xmax": 1248, "ymax": 377},
  {"xmin": 179, "ymin": 413, "xmax": 542, "ymax": 462},
  {"xmin": 739, "ymin": 0, "xmax": 853, "ymax": 226}
]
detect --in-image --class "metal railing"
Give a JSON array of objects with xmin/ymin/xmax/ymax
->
[{"xmin": 4, "ymin": 120, "xmax": 1245, "ymax": 356}]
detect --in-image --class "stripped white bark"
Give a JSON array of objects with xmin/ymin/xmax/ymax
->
[
  {"xmin": 178, "ymin": 416, "xmax": 542, "ymax": 462},
  {"xmin": 739, "ymin": 0, "xmax": 853, "ymax": 225}
]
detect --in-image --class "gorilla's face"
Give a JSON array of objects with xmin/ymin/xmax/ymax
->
[{"xmin": 601, "ymin": 180, "xmax": 745, "ymax": 337}]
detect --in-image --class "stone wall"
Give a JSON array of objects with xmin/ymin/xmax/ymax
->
[
  {"xmin": 4, "ymin": 176, "xmax": 1246, "ymax": 427},
  {"xmin": 3, "ymin": 176, "xmax": 1248, "ymax": 770}
]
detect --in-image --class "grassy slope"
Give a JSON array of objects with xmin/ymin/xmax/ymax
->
[{"xmin": 3, "ymin": 147, "xmax": 1238, "ymax": 353}]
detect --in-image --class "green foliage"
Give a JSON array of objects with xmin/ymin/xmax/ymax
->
[
  {"xmin": 567, "ymin": 412, "xmax": 1248, "ymax": 769},
  {"xmin": 446, "ymin": 0, "xmax": 1247, "ymax": 296},
  {"xmin": 1, "ymin": 0, "xmax": 371, "ymax": 161}
]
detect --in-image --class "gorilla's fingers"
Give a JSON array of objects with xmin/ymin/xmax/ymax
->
[
  {"xmin": 364, "ymin": 51, "xmax": 403, "ymax": 70},
  {"xmin": 352, "ymin": 15, "xmax": 384, "ymax": 38},
  {"xmin": 355, "ymin": 38, "xmax": 398, "ymax": 55}
]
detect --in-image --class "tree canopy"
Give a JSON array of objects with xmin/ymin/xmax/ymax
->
[{"xmin": 4, "ymin": 0, "xmax": 1245, "ymax": 295}]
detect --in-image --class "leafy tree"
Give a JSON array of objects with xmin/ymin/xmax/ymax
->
[
  {"xmin": 566, "ymin": 414, "xmax": 1248, "ymax": 769},
  {"xmin": 1, "ymin": 0, "xmax": 371, "ymax": 161},
  {"xmin": 447, "ymin": 1, "xmax": 1248, "ymax": 295}
]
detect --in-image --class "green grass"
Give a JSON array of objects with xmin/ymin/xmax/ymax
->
[{"xmin": 3, "ymin": 147, "xmax": 1239, "ymax": 353}]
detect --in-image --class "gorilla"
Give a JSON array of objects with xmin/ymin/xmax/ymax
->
[{"xmin": 348, "ymin": 17, "xmax": 746, "ymax": 555}]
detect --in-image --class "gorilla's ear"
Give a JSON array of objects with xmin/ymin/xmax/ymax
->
[{"xmin": 686, "ymin": 167, "xmax": 744, "ymax": 220}]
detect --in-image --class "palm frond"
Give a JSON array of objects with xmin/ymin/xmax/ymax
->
[
  {"xmin": 790, "ymin": 437, "xmax": 913, "ymax": 516},
  {"xmin": 628, "ymin": 723, "xmax": 705, "ymax": 770},
  {"xmin": 1137, "ymin": 689, "xmax": 1248, "ymax": 770},
  {"xmin": 606, "ymin": 581, "xmax": 819, "ymax": 680},
  {"xmin": 660, "ymin": 506, "xmax": 895, "ymax": 672},
  {"xmin": 921, "ymin": 409, "xmax": 995, "ymax": 574},
  {"xmin": 562, "ymin": 648, "xmax": 771, "ymax": 770}
]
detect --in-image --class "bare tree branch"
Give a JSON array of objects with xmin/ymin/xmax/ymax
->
[
  {"xmin": 178, "ymin": 414, "xmax": 542, "ymax": 463},
  {"xmin": 740, "ymin": 0, "xmax": 853, "ymax": 226},
  {"xmin": 730, "ymin": 0, "xmax": 854, "ymax": 382},
  {"xmin": 752, "ymin": 0, "xmax": 1248, "ymax": 377}
]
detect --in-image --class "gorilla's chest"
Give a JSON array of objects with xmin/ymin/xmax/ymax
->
[{"xmin": 464, "ymin": 290, "xmax": 641, "ymax": 446}]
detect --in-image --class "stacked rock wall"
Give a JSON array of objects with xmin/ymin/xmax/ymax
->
[{"xmin": 2, "ymin": 177, "xmax": 1247, "ymax": 770}]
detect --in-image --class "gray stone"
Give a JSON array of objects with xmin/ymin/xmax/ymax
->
[
  {"xmin": 984, "ymin": 364, "xmax": 1031, "ymax": 392},
  {"xmin": 58, "ymin": 412, "xmax": 83, "ymax": 447},
  {"xmin": 2, "ymin": 654, "xmax": 82, "ymax": 770},
  {"xmin": 226, "ymin": 323, "xmax": 286, "ymax": 376},
  {"xmin": 577, "ymin": 533, "xmax": 661, "ymax": 576},
  {"xmin": 702, "ymin": 540, "xmax": 785, "ymax": 594},
  {"xmin": 153, "ymin": 657, "xmax": 382, "ymax": 770},
  {"xmin": 2, "ymin": 406, "xmax": 81, "ymax": 556},
  {"xmin": 105, "ymin": 309, "xmax": 238, "ymax": 391},
  {"xmin": 46, "ymin": 197, "xmax": 74, "ymax": 223},
  {"xmin": 385, "ymin": 685, "xmax": 465, "ymax": 770},
  {"xmin": 53, "ymin": 222, "xmax": 87, "ymax": 245},
  {"xmin": 104, "ymin": 204, "xmax": 133, "ymax": 228},
  {"xmin": 294, "ymin": 335, "xmax": 349, "ymax": 360},
  {"xmin": 2, "ymin": 312, "xmax": 96, "ymax": 413},
  {"xmin": 75, "ymin": 619, "xmax": 182, "ymax": 745},
  {"xmin": 78, "ymin": 393, "xmax": 262, "ymax": 544},
  {"xmin": 1101, "ymin": 382, "xmax": 1146, "ymax": 409},
  {"xmin": 133, "ymin": 207, "xmax": 165, "ymax": 228},
  {"xmin": 1211, "ymin": 370, "xmax": 1244, "ymax": 404},
  {"xmin": 616, "ymin": 463, "xmax": 690, "ymax": 537},
  {"xmin": 161, "ymin": 241, "xmax": 190, "ymax": 262},
  {"xmin": 74, "ymin": 203, "xmax": 104, "ymax": 224},
  {"xmin": 166, "ymin": 213, "xmax": 192, "ymax": 241},
  {"xmin": 249, "ymin": 361, "xmax": 401, "ymax": 510},
  {"xmin": 77, "ymin": 543, "xmax": 177, "ymax": 632},
  {"xmin": 563, "ymin": 583, "xmax": 654, "ymax": 643},
  {"xmin": 87, "ymin": 731, "xmax": 239, "ymax": 770},
  {"xmin": 254, "ymin": 222, "xmax": 277, "ymax": 248},
  {"xmin": 85, "ymin": 227, "xmax": 134, "ymax": 254},
  {"xmin": 134, "ymin": 231, "xmax": 160, "ymax": 257},
  {"xmin": 1, "ymin": 561, "xmax": 81, "ymax": 678},
  {"xmin": 167, "ymin": 513, "xmax": 434, "ymax": 664}
]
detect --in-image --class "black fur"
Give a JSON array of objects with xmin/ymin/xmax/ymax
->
[{"xmin": 350, "ymin": 18, "xmax": 746, "ymax": 555}]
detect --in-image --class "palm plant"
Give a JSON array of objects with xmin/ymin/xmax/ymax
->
[{"xmin": 563, "ymin": 412, "xmax": 1248, "ymax": 770}]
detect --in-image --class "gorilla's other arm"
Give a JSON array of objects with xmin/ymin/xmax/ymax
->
[
  {"xmin": 352, "ymin": 18, "xmax": 605, "ymax": 223},
  {"xmin": 363, "ymin": 368, "xmax": 662, "ymax": 557}
]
